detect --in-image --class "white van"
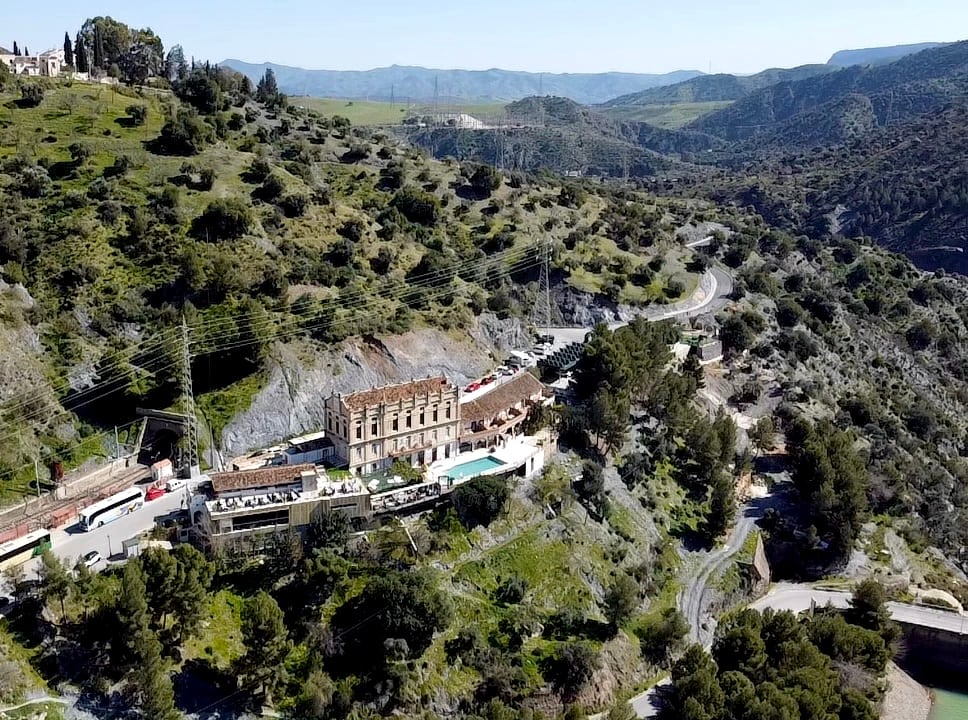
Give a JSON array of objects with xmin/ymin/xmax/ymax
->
[
  {"xmin": 166, "ymin": 478, "xmax": 186, "ymax": 493},
  {"xmin": 506, "ymin": 350, "xmax": 537, "ymax": 369}
]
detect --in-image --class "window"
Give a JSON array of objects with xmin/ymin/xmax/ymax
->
[
  {"xmin": 328, "ymin": 416, "xmax": 333, "ymax": 431},
  {"xmin": 445, "ymin": 404, "xmax": 452, "ymax": 419},
  {"xmin": 372, "ymin": 442, "xmax": 380, "ymax": 457},
  {"xmin": 393, "ymin": 439, "xmax": 398, "ymax": 451},
  {"xmin": 433, "ymin": 407, "xmax": 438, "ymax": 422},
  {"xmin": 356, "ymin": 447, "xmax": 362, "ymax": 459},
  {"xmin": 355, "ymin": 423, "xmax": 362, "ymax": 440},
  {"xmin": 419, "ymin": 411, "xmax": 425, "ymax": 425},
  {"xmin": 419, "ymin": 433, "xmax": 425, "ymax": 446},
  {"xmin": 446, "ymin": 426, "xmax": 451, "ymax": 437},
  {"xmin": 392, "ymin": 415, "xmax": 399, "ymax": 431},
  {"xmin": 432, "ymin": 429, "xmax": 438, "ymax": 441},
  {"xmin": 406, "ymin": 412, "xmax": 412, "ymax": 428},
  {"xmin": 371, "ymin": 421, "xmax": 378, "ymax": 436}
]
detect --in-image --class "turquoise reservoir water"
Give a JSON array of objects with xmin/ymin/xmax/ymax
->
[
  {"xmin": 929, "ymin": 688, "xmax": 968, "ymax": 720},
  {"xmin": 446, "ymin": 455, "xmax": 506, "ymax": 480}
]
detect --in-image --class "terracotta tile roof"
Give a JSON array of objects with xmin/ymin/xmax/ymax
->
[
  {"xmin": 342, "ymin": 376, "xmax": 453, "ymax": 411},
  {"xmin": 461, "ymin": 372, "xmax": 546, "ymax": 423},
  {"xmin": 211, "ymin": 464, "xmax": 315, "ymax": 494}
]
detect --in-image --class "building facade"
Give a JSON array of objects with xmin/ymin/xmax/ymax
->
[
  {"xmin": 326, "ymin": 377, "xmax": 461, "ymax": 475},
  {"xmin": 460, "ymin": 372, "xmax": 547, "ymax": 451},
  {"xmin": 0, "ymin": 48, "xmax": 64, "ymax": 77},
  {"xmin": 324, "ymin": 377, "xmax": 461, "ymax": 475},
  {"xmin": 194, "ymin": 464, "xmax": 370, "ymax": 544}
]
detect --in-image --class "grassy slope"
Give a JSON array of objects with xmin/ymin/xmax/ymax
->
[
  {"xmin": 601, "ymin": 101, "xmax": 733, "ymax": 129},
  {"xmin": 292, "ymin": 96, "xmax": 507, "ymax": 126}
]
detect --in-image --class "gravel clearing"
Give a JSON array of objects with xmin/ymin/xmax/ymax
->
[{"xmin": 881, "ymin": 662, "xmax": 932, "ymax": 720}]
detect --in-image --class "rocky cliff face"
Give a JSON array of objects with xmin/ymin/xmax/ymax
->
[{"xmin": 220, "ymin": 314, "xmax": 528, "ymax": 456}]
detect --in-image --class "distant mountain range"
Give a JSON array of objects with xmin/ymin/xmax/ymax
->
[
  {"xmin": 826, "ymin": 42, "xmax": 947, "ymax": 67},
  {"xmin": 688, "ymin": 39, "xmax": 968, "ymax": 148},
  {"xmin": 220, "ymin": 60, "xmax": 703, "ymax": 104}
]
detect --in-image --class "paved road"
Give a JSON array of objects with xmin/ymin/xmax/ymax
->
[
  {"xmin": 10, "ymin": 486, "xmax": 189, "ymax": 582},
  {"xmin": 539, "ymin": 264, "xmax": 734, "ymax": 351},
  {"xmin": 615, "ymin": 583, "xmax": 968, "ymax": 719},
  {"xmin": 751, "ymin": 583, "xmax": 968, "ymax": 635}
]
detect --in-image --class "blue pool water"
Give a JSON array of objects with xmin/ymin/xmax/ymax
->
[{"xmin": 446, "ymin": 455, "xmax": 507, "ymax": 480}]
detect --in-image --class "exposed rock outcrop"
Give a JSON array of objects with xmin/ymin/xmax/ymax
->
[{"xmin": 220, "ymin": 320, "xmax": 515, "ymax": 456}]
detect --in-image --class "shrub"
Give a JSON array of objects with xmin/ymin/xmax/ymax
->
[
  {"xmin": 126, "ymin": 104, "xmax": 148, "ymax": 126},
  {"xmin": 469, "ymin": 164, "xmax": 503, "ymax": 195},
  {"xmin": 392, "ymin": 186, "xmax": 440, "ymax": 226},
  {"xmin": 452, "ymin": 476, "xmax": 509, "ymax": 529},
  {"xmin": 18, "ymin": 83, "xmax": 45, "ymax": 108},
  {"xmin": 153, "ymin": 108, "xmax": 214, "ymax": 155},
  {"xmin": 192, "ymin": 198, "xmax": 253, "ymax": 241}
]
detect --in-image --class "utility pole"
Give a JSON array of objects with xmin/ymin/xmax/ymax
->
[
  {"xmin": 181, "ymin": 320, "xmax": 200, "ymax": 479},
  {"xmin": 114, "ymin": 425, "xmax": 120, "ymax": 460},
  {"xmin": 34, "ymin": 458, "xmax": 40, "ymax": 499}
]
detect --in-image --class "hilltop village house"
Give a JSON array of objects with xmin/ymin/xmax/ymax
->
[
  {"xmin": 0, "ymin": 48, "xmax": 64, "ymax": 76},
  {"xmin": 323, "ymin": 377, "xmax": 461, "ymax": 475}
]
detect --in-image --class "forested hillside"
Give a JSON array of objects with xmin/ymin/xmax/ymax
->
[
  {"xmin": 690, "ymin": 40, "xmax": 968, "ymax": 145},
  {"xmin": 405, "ymin": 96, "xmax": 723, "ymax": 176},
  {"xmin": 601, "ymin": 65, "xmax": 835, "ymax": 107},
  {"xmin": 0, "ymin": 53, "xmax": 707, "ymax": 494}
]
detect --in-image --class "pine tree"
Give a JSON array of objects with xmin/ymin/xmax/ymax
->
[
  {"xmin": 137, "ymin": 630, "xmax": 179, "ymax": 720},
  {"xmin": 63, "ymin": 32, "xmax": 74, "ymax": 68},
  {"xmin": 238, "ymin": 592, "xmax": 290, "ymax": 701},
  {"xmin": 39, "ymin": 550, "xmax": 73, "ymax": 622},
  {"xmin": 74, "ymin": 34, "xmax": 88, "ymax": 73},
  {"xmin": 255, "ymin": 69, "xmax": 279, "ymax": 104},
  {"xmin": 115, "ymin": 560, "xmax": 151, "ymax": 667},
  {"xmin": 12, "ymin": 42, "xmax": 19, "ymax": 57},
  {"xmin": 23, "ymin": 46, "xmax": 28, "ymax": 57}
]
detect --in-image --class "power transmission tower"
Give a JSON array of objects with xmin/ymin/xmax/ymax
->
[
  {"xmin": 530, "ymin": 238, "xmax": 553, "ymax": 331},
  {"xmin": 433, "ymin": 75, "xmax": 439, "ymax": 122},
  {"xmin": 181, "ymin": 320, "xmax": 200, "ymax": 479}
]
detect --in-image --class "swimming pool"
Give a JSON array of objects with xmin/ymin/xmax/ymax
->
[{"xmin": 446, "ymin": 455, "xmax": 507, "ymax": 480}]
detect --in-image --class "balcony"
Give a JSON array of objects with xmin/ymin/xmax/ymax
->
[{"xmin": 460, "ymin": 409, "xmax": 526, "ymax": 444}]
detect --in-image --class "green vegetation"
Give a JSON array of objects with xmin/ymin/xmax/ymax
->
[
  {"xmin": 662, "ymin": 599, "xmax": 891, "ymax": 720},
  {"xmin": 0, "ymin": 51, "xmax": 705, "ymax": 498},
  {"xmin": 601, "ymin": 101, "xmax": 733, "ymax": 128},
  {"xmin": 293, "ymin": 97, "xmax": 506, "ymax": 126}
]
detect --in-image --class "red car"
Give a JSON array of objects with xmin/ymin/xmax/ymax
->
[
  {"xmin": 465, "ymin": 382, "xmax": 481, "ymax": 393},
  {"xmin": 146, "ymin": 486, "xmax": 167, "ymax": 501}
]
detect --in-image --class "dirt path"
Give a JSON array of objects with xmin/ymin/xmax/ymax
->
[{"xmin": 678, "ymin": 507, "xmax": 759, "ymax": 647}]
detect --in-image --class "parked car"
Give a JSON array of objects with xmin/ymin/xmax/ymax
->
[
  {"xmin": 146, "ymin": 485, "xmax": 167, "ymax": 501},
  {"xmin": 481, "ymin": 375, "xmax": 496, "ymax": 385},
  {"xmin": 165, "ymin": 478, "xmax": 186, "ymax": 493},
  {"xmin": 465, "ymin": 382, "xmax": 481, "ymax": 392},
  {"xmin": 80, "ymin": 551, "xmax": 101, "ymax": 569}
]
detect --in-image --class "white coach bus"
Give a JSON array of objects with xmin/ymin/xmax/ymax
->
[
  {"xmin": 78, "ymin": 486, "xmax": 144, "ymax": 531},
  {"xmin": 0, "ymin": 529, "xmax": 53, "ymax": 571}
]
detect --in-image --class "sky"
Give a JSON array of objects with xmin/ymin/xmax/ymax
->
[{"xmin": 4, "ymin": 0, "xmax": 968, "ymax": 75}]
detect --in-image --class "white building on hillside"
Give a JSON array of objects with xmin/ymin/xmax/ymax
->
[{"xmin": 0, "ymin": 47, "xmax": 64, "ymax": 77}]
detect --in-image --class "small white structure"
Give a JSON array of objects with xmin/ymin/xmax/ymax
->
[{"xmin": 151, "ymin": 459, "xmax": 174, "ymax": 483}]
